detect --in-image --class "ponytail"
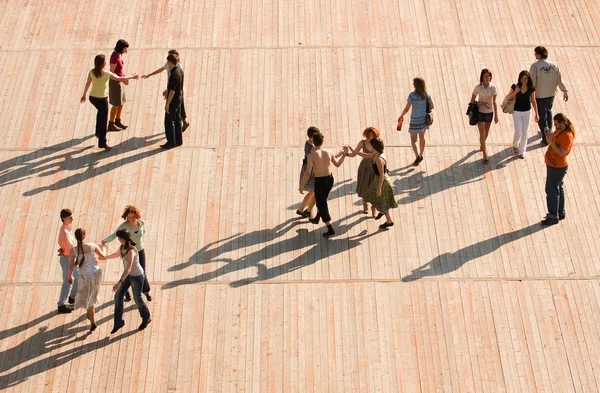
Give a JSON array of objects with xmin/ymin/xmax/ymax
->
[
  {"xmin": 116, "ymin": 229, "xmax": 137, "ymax": 251},
  {"xmin": 74, "ymin": 228, "xmax": 86, "ymax": 267}
]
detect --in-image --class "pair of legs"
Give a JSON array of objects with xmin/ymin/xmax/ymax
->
[
  {"xmin": 512, "ymin": 110, "xmax": 532, "ymax": 157},
  {"xmin": 58, "ymin": 256, "xmax": 78, "ymax": 309},
  {"xmin": 477, "ymin": 121, "xmax": 492, "ymax": 162},
  {"xmin": 410, "ymin": 131, "xmax": 426, "ymax": 165},
  {"xmin": 536, "ymin": 96, "xmax": 555, "ymax": 144},
  {"xmin": 545, "ymin": 165, "xmax": 568, "ymax": 220},
  {"xmin": 311, "ymin": 175, "xmax": 335, "ymax": 237},
  {"xmin": 299, "ymin": 192, "xmax": 316, "ymax": 217},
  {"xmin": 112, "ymin": 274, "xmax": 151, "ymax": 333},
  {"xmin": 89, "ymin": 96, "xmax": 109, "ymax": 148},
  {"xmin": 162, "ymin": 97, "xmax": 183, "ymax": 147},
  {"xmin": 121, "ymin": 248, "xmax": 151, "ymax": 301},
  {"xmin": 362, "ymin": 200, "xmax": 376, "ymax": 216},
  {"xmin": 109, "ymin": 80, "xmax": 127, "ymax": 129}
]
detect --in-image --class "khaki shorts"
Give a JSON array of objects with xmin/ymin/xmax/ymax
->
[{"xmin": 109, "ymin": 79, "xmax": 126, "ymax": 106}]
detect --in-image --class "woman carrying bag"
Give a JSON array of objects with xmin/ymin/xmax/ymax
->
[{"xmin": 504, "ymin": 70, "xmax": 539, "ymax": 159}]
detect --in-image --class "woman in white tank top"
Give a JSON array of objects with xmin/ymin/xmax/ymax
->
[
  {"xmin": 102, "ymin": 229, "xmax": 151, "ymax": 334},
  {"xmin": 67, "ymin": 228, "xmax": 107, "ymax": 332}
]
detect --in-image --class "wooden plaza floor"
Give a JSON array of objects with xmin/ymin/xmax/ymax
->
[{"xmin": 2, "ymin": 0, "xmax": 600, "ymax": 391}]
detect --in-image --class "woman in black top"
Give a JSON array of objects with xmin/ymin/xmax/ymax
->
[{"xmin": 505, "ymin": 71, "xmax": 539, "ymax": 159}]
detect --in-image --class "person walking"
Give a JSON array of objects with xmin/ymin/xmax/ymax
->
[
  {"xmin": 542, "ymin": 113, "xmax": 575, "ymax": 225},
  {"xmin": 109, "ymin": 39, "xmax": 131, "ymax": 131},
  {"xmin": 398, "ymin": 77, "xmax": 434, "ymax": 167},
  {"xmin": 354, "ymin": 137, "xmax": 397, "ymax": 229},
  {"xmin": 141, "ymin": 49, "xmax": 190, "ymax": 132},
  {"xmin": 56, "ymin": 209, "xmax": 78, "ymax": 313},
  {"xmin": 529, "ymin": 46, "xmax": 568, "ymax": 146},
  {"xmin": 80, "ymin": 54, "xmax": 139, "ymax": 150},
  {"xmin": 160, "ymin": 54, "xmax": 185, "ymax": 149},
  {"xmin": 299, "ymin": 132, "xmax": 349, "ymax": 237},
  {"xmin": 504, "ymin": 71, "xmax": 539, "ymax": 159},
  {"xmin": 297, "ymin": 126, "xmax": 319, "ymax": 218},
  {"xmin": 103, "ymin": 229, "xmax": 152, "ymax": 333},
  {"xmin": 68, "ymin": 228, "xmax": 106, "ymax": 332},
  {"xmin": 470, "ymin": 69, "xmax": 498, "ymax": 164},
  {"xmin": 102, "ymin": 205, "xmax": 151, "ymax": 302}
]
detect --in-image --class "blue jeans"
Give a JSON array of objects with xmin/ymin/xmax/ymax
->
[
  {"xmin": 58, "ymin": 255, "xmax": 78, "ymax": 307},
  {"xmin": 536, "ymin": 96, "xmax": 555, "ymax": 143},
  {"xmin": 164, "ymin": 96, "xmax": 182, "ymax": 145},
  {"xmin": 114, "ymin": 274, "xmax": 151, "ymax": 326},
  {"xmin": 545, "ymin": 165, "xmax": 568, "ymax": 219}
]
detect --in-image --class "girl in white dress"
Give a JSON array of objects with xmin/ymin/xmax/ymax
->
[{"xmin": 68, "ymin": 229, "xmax": 107, "ymax": 332}]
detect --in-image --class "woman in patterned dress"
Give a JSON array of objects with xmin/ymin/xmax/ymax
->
[
  {"xmin": 297, "ymin": 126, "xmax": 319, "ymax": 218},
  {"xmin": 344, "ymin": 127, "xmax": 380, "ymax": 216}
]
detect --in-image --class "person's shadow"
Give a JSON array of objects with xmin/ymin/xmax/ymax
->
[
  {"xmin": 390, "ymin": 134, "xmax": 546, "ymax": 205},
  {"xmin": 0, "ymin": 136, "xmax": 95, "ymax": 188},
  {"xmin": 163, "ymin": 212, "xmax": 373, "ymax": 289},
  {"xmin": 402, "ymin": 223, "xmax": 545, "ymax": 282},
  {"xmin": 22, "ymin": 134, "xmax": 163, "ymax": 196},
  {"xmin": 0, "ymin": 302, "xmax": 137, "ymax": 388}
]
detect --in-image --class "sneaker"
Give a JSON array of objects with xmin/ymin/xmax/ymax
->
[
  {"xmin": 379, "ymin": 222, "xmax": 394, "ymax": 229},
  {"xmin": 541, "ymin": 216, "xmax": 559, "ymax": 226},
  {"xmin": 159, "ymin": 142, "xmax": 176, "ymax": 149},
  {"xmin": 110, "ymin": 321, "xmax": 125, "ymax": 334},
  {"xmin": 57, "ymin": 305, "xmax": 72, "ymax": 314}
]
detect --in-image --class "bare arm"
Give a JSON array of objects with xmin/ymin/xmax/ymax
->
[
  {"xmin": 505, "ymin": 86, "xmax": 518, "ymax": 100},
  {"xmin": 557, "ymin": 67, "xmax": 568, "ymax": 100},
  {"xmin": 331, "ymin": 148, "xmax": 348, "ymax": 167},
  {"xmin": 376, "ymin": 158, "xmax": 385, "ymax": 196},
  {"xmin": 142, "ymin": 66, "xmax": 166, "ymax": 79},
  {"xmin": 80, "ymin": 74, "xmax": 92, "ymax": 103},
  {"xmin": 343, "ymin": 141, "xmax": 363, "ymax": 158},
  {"xmin": 428, "ymin": 98, "xmax": 434, "ymax": 110},
  {"xmin": 470, "ymin": 94, "xmax": 477, "ymax": 104},
  {"xmin": 113, "ymin": 250, "xmax": 135, "ymax": 292},
  {"xmin": 531, "ymin": 91, "xmax": 539, "ymax": 121},
  {"xmin": 67, "ymin": 249, "xmax": 76, "ymax": 284},
  {"xmin": 110, "ymin": 73, "xmax": 139, "ymax": 82},
  {"xmin": 165, "ymin": 90, "xmax": 175, "ymax": 113},
  {"xmin": 399, "ymin": 102, "xmax": 411, "ymax": 119},
  {"xmin": 492, "ymin": 95, "xmax": 498, "ymax": 123},
  {"xmin": 94, "ymin": 244, "xmax": 107, "ymax": 260}
]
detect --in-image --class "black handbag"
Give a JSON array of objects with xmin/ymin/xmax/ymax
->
[
  {"xmin": 466, "ymin": 102, "xmax": 479, "ymax": 126},
  {"xmin": 425, "ymin": 96, "xmax": 433, "ymax": 126}
]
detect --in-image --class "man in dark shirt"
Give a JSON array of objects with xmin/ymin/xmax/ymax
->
[{"xmin": 161, "ymin": 54, "xmax": 185, "ymax": 149}]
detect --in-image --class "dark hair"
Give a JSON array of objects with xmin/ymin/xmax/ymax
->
[
  {"xmin": 114, "ymin": 39, "xmax": 129, "ymax": 54},
  {"xmin": 116, "ymin": 229, "xmax": 137, "ymax": 250},
  {"xmin": 362, "ymin": 127, "xmax": 380, "ymax": 139},
  {"xmin": 166, "ymin": 54, "xmax": 178, "ymax": 65},
  {"xmin": 92, "ymin": 54, "xmax": 105, "ymax": 78},
  {"xmin": 307, "ymin": 126, "xmax": 320, "ymax": 138},
  {"xmin": 479, "ymin": 68, "xmax": 492, "ymax": 84},
  {"xmin": 74, "ymin": 228, "xmax": 86, "ymax": 267},
  {"xmin": 517, "ymin": 70, "xmax": 534, "ymax": 89},
  {"xmin": 413, "ymin": 77, "xmax": 428, "ymax": 99},
  {"xmin": 553, "ymin": 113, "xmax": 575, "ymax": 138},
  {"xmin": 312, "ymin": 131, "xmax": 324, "ymax": 147},
  {"xmin": 168, "ymin": 49, "xmax": 180, "ymax": 58},
  {"xmin": 370, "ymin": 137, "xmax": 384, "ymax": 153},
  {"xmin": 60, "ymin": 209, "xmax": 73, "ymax": 222},
  {"xmin": 121, "ymin": 205, "xmax": 141, "ymax": 220},
  {"xmin": 534, "ymin": 46, "xmax": 548, "ymax": 59}
]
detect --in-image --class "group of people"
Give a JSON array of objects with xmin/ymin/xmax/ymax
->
[
  {"xmin": 298, "ymin": 46, "xmax": 574, "ymax": 235},
  {"xmin": 81, "ymin": 40, "xmax": 189, "ymax": 150},
  {"xmin": 57, "ymin": 206, "xmax": 152, "ymax": 334}
]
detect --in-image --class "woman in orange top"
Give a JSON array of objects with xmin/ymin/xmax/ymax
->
[{"xmin": 542, "ymin": 113, "xmax": 575, "ymax": 225}]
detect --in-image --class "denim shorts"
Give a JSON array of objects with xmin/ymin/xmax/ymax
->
[{"xmin": 477, "ymin": 112, "xmax": 493, "ymax": 123}]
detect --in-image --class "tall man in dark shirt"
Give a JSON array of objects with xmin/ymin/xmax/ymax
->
[{"xmin": 160, "ymin": 54, "xmax": 185, "ymax": 149}]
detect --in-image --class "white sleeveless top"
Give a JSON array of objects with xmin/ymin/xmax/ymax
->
[
  {"xmin": 120, "ymin": 247, "xmax": 144, "ymax": 276},
  {"xmin": 74, "ymin": 243, "xmax": 100, "ymax": 276}
]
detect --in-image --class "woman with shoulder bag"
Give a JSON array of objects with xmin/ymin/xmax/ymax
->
[
  {"xmin": 398, "ymin": 77, "xmax": 434, "ymax": 167},
  {"xmin": 471, "ymin": 69, "xmax": 498, "ymax": 164},
  {"xmin": 504, "ymin": 70, "xmax": 539, "ymax": 159}
]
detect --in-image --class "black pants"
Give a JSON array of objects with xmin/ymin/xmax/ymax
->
[
  {"xmin": 89, "ymin": 96, "xmax": 108, "ymax": 147},
  {"xmin": 138, "ymin": 249, "xmax": 151, "ymax": 294},
  {"xmin": 314, "ymin": 175, "xmax": 334, "ymax": 223},
  {"xmin": 536, "ymin": 96, "xmax": 555, "ymax": 143},
  {"xmin": 164, "ymin": 96, "xmax": 182, "ymax": 145},
  {"xmin": 545, "ymin": 165, "xmax": 568, "ymax": 219}
]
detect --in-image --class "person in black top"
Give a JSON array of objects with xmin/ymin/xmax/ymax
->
[
  {"xmin": 504, "ymin": 70, "xmax": 539, "ymax": 159},
  {"xmin": 161, "ymin": 54, "xmax": 185, "ymax": 149}
]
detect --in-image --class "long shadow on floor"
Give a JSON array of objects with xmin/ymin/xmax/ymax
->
[
  {"xmin": 402, "ymin": 223, "xmax": 545, "ymax": 282},
  {"xmin": 22, "ymin": 134, "xmax": 163, "ymax": 196},
  {"xmin": 163, "ymin": 212, "xmax": 374, "ymax": 289},
  {"xmin": 0, "ymin": 136, "xmax": 95, "ymax": 188},
  {"xmin": 390, "ymin": 134, "xmax": 545, "ymax": 205},
  {"xmin": 0, "ymin": 302, "xmax": 137, "ymax": 388}
]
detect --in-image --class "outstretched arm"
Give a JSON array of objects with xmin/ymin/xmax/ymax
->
[
  {"xmin": 142, "ymin": 66, "xmax": 166, "ymax": 79},
  {"xmin": 332, "ymin": 147, "xmax": 349, "ymax": 167}
]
